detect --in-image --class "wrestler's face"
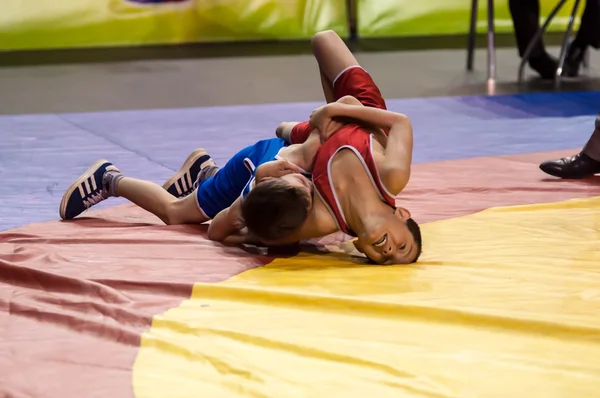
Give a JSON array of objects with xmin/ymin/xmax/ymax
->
[{"xmin": 353, "ymin": 207, "xmax": 421, "ymax": 265}]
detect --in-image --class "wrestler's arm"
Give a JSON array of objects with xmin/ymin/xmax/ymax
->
[
  {"xmin": 277, "ymin": 96, "xmax": 366, "ymax": 170},
  {"xmin": 290, "ymin": 132, "xmax": 322, "ymax": 171},
  {"xmin": 208, "ymin": 197, "xmax": 263, "ymax": 245},
  {"xmin": 379, "ymin": 118, "xmax": 412, "ymax": 194},
  {"xmin": 315, "ymin": 102, "xmax": 412, "ymax": 194},
  {"xmin": 333, "ymin": 96, "xmax": 388, "ymax": 145},
  {"xmin": 253, "ymin": 160, "xmax": 305, "ymax": 183}
]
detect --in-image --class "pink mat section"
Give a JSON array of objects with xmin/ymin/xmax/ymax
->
[{"xmin": 401, "ymin": 150, "xmax": 600, "ymax": 224}]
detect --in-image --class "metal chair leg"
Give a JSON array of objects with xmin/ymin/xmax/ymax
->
[
  {"xmin": 346, "ymin": 0, "xmax": 358, "ymax": 42},
  {"xmin": 467, "ymin": 0, "xmax": 479, "ymax": 71},
  {"xmin": 486, "ymin": 0, "xmax": 496, "ymax": 86},
  {"xmin": 517, "ymin": 0, "xmax": 569, "ymax": 84},
  {"xmin": 555, "ymin": 0, "xmax": 582, "ymax": 88}
]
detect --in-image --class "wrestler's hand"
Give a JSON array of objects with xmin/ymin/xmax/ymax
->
[
  {"xmin": 255, "ymin": 160, "xmax": 303, "ymax": 183},
  {"xmin": 310, "ymin": 103, "xmax": 343, "ymax": 143}
]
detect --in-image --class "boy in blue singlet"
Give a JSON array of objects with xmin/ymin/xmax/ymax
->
[{"xmin": 59, "ymin": 128, "xmax": 321, "ymax": 244}]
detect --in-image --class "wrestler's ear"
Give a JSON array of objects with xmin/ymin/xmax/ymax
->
[
  {"xmin": 352, "ymin": 239, "xmax": 364, "ymax": 253},
  {"xmin": 394, "ymin": 207, "xmax": 411, "ymax": 220}
]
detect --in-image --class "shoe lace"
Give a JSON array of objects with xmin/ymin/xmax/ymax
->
[
  {"xmin": 566, "ymin": 153, "xmax": 580, "ymax": 162},
  {"xmin": 192, "ymin": 167, "xmax": 209, "ymax": 190},
  {"xmin": 83, "ymin": 192, "xmax": 105, "ymax": 208}
]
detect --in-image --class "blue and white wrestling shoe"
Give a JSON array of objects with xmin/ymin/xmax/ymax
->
[
  {"xmin": 162, "ymin": 148, "xmax": 217, "ymax": 198},
  {"xmin": 59, "ymin": 160, "xmax": 120, "ymax": 220}
]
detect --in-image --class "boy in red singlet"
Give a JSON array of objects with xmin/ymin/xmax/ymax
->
[{"xmin": 210, "ymin": 30, "xmax": 421, "ymax": 264}]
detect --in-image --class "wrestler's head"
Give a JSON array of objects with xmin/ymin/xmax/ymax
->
[
  {"xmin": 353, "ymin": 207, "xmax": 422, "ymax": 265},
  {"xmin": 241, "ymin": 173, "xmax": 313, "ymax": 243}
]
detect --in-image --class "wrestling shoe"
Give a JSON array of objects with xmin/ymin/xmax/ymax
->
[
  {"xmin": 162, "ymin": 148, "xmax": 218, "ymax": 198},
  {"xmin": 59, "ymin": 160, "xmax": 122, "ymax": 220}
]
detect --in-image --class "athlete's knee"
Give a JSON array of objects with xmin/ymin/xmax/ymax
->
[
  {"xmin": 161, "ymin": 203, "xmax": 178, "ymax": 225},
  {"xmin": 336, "ymin": 95, "xmax": 363, "ymax": 106},
  {"xmin": 163, "ymin": 199, "xmax": 187, "ymax": 225},
  {"xmin": 311, "ymin": 30, "xmax": 339, "ymax": 50},
  {"xmin": 164, "ymin": 193, "xmax": 210, "ymax": 225},
  {"xmin": 312, "ymin": 29, "xmax": 337, "ymax": 40}
]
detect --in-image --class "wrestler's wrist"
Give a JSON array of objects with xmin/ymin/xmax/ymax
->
[{"xmin": 326, "ymin": 102, "xmax": 347, "ymax": 117}]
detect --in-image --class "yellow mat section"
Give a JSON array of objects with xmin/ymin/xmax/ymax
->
[{"xmin": 133, "ymin": 197, "xmax": 600, "ymax": 398}]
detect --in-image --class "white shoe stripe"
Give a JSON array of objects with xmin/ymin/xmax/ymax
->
[
  {"xmin": 78, "ymin": 183, "xmax": 85, "ymax": 198},
  {"xmin": 181, "ymin": 176, "xmax": 188, "ymax": 192},
  {"xmin": 90, "ymin": 175, "xmax": 98, "ymax": 191},
  {"xmin": 186, "ymin": 171, "xmax": 193, "ymax": 188},
  {"xmin": 84, "ymin": 179, "xmax": 92, "ymax": 197},
  {"xmin": 175, "ymin": 180, "xmax": 183, "ymax": 196}
]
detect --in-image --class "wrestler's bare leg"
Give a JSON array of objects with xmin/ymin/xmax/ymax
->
[
  {"xmin": 276, "ymin": 31, "xmax": 364, "ymax": 142},
  {"xmin": 311, "ymin": 30, "xmax": 361, "ymax": 91}
]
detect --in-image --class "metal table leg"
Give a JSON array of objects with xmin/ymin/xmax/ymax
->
[
  {"xmin": 555, "ymin": 0, "xmax": 582, "ymax": 88},
  {"xmin": 467, "ymin": 0, "xmax": 479, "ymax": 71},
  {"xmin": 486, "ymin": 0, "xmax": 496, "ymax": 91},
  {"xmin": 517, "ymin": 0, "xmax": 569, "ymax": 84}
]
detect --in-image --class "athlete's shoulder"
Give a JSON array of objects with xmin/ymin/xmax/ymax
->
[
  {"xmin": 302, "ymin": 194, "xmax": 339, "ymax": 238},
  {"xmin": 267, "ymin": 194, "xmax": 337, "ymax": 244}
]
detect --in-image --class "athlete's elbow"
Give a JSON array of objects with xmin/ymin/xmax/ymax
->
[
  {"xmin": 207, "ymin": 224, "xmax": 227, "ymax": 242},
  {"xmin": 388, "ymin": 115, "xmax": 412, "ymax": 137},
  {"xmin": 392, "ymin": 113, "xmax": 411, "ymax": 126},
  {"xmin": 207, "ymin": 230, "xmax": 222, "ymax": 242},
  {"xmin": 383, "ymin": 167, "xmax": 411, "ymax": 195}
]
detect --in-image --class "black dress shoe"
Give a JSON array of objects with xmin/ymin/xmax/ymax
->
[
  {"xmin": 539, "ymin": 152, "xmax": 600, "ymax": 179},
  {"xmin": 528, "ymin": 52, "xmax": 558, "ymax": 80}
]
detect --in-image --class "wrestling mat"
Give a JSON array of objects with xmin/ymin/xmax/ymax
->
[{"xmin": 1, "ymin": 92, "xmax": 599, "ymax": 397}]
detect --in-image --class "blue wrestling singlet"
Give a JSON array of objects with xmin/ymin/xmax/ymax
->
[
  {"xmin": 240, "ymin": 153, "xmax": 312, "ymax": 199},
  {"xmin": 195, "ymin": 138, "xmax": 289, "ymax": 218}
]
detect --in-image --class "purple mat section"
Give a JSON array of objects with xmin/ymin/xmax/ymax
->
[{"xmin": 0, "ymin": 93, "xmax": 598, "ymax": 230}]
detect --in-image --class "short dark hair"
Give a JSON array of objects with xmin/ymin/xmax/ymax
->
[
  {"xmin": 406, "ymin": 217, "xmax": 422, "ymax": 263},
  {"xmin": 241, "ymin": 178, "xmax": 311, "ymax": 243}
]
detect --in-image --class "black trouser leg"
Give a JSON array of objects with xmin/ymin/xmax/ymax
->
[
  {"xmin": 509, "ymin": 0, "xmax": 546, "ymax": 57},
  {"xmin": 573, "ymin": 0, "xmax": 600, "ymax": 49}
]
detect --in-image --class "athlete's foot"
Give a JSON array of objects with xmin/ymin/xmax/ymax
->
[
  {"xmin": 162, "ymin": 148, "xmax": 218, "ymax": 198},
  {"xmin": 59, "ymin": 160, "xmax": 122, "ymax": 220},
  {"xmin": 528, "ymin": 52, "xmax": 558, "ymax": 80}
]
